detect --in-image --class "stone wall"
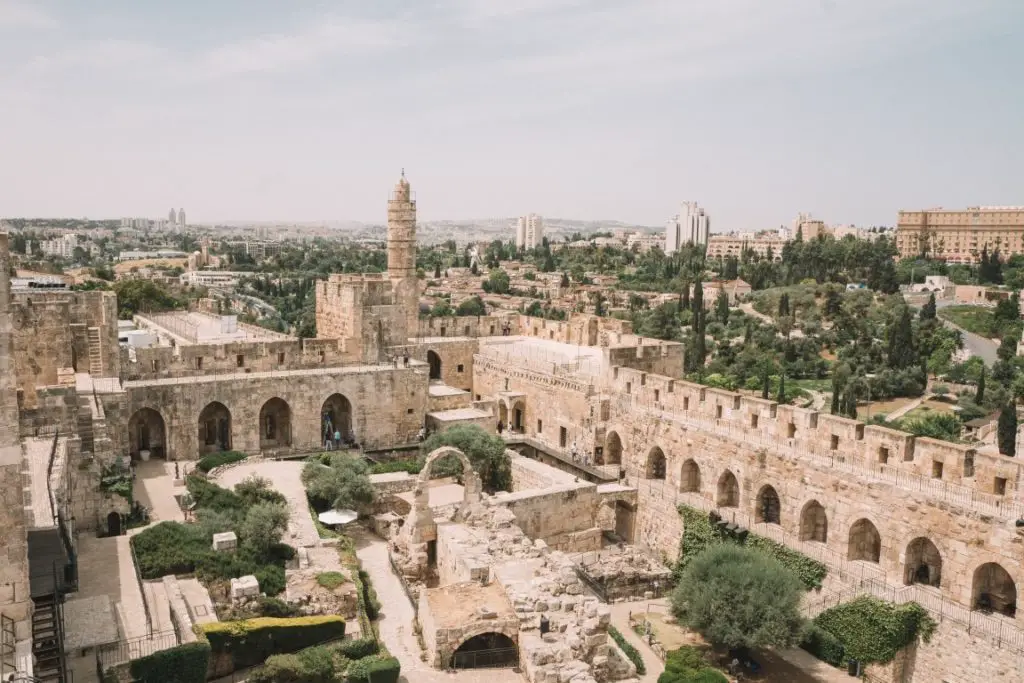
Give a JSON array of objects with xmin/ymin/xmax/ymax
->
[
  {"xmin": 124, "ymin": 334, "xmax": 349, "ymax": 381},
  {"xmin": 121, "ymin": 363, "xmax": 429, "ymax": 460},
  {"xmin": 488, "ymin": 481, "xmax": 603, "ymax": 553},
  {"xmin": 315, "ymin": 274, "xmax": 409, "ymax": 364},
  {"xmin": 902, "ymin": 619, "xmax": 1024, "ymax": 682},
  {"xmin": 406, "ymin": 337, "xmax": 478, "ymax": 392}
]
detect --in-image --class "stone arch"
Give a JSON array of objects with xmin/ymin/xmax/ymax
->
[
  {"xmin": 847, "ymin": 518, "xmax": 882, "ymax": 563},
  {"xmin": 450, "ymin": 632, "xmax": 519, "ymax": 670},
  {"xmin": 405, "ymin": 447, "xmax": 483, "ymax": 547},
  {"xmin": 258, "ymin": 397, "xmax": 292, "ymax": 450},
  {"xmin": 510, "ymin": 400, "xmax": 526, "ymax": 432},
  {"xmin": 904, "ymin": 537, "xmax": 942, "ymax": 588},
  {"xmin": 321, "ymin": 393, "xmax": 353, "ymax": 444},
  {"xmin": 716, "ymin": 470, "xmax": 739, "ymax": 508},
  {"xmin": 755, "ymin": 484, "xmax": 781, "ymax": 525},
  {"xmin": 972, "ymin": 562, "xmax": 1017, "ymax": 617},
  {"xmin": 602, "ymin": 430, "xmax": 624, "ymax": 465},
  {"xmin": 427, "ymin": 349, "xmax": 442, "ymax": 380},
  {"xmin": 680, "ymin": 459, "xmax": 700, "ymax": 493},
  {"xmin": 197, "ymin": 401, "xmax": 232, "ymax": 456},
  {"xmin": 799, "ymin": 500, "xmax": 828, "ymax": 543},
  {"xmin": 645, "ymin": 446, "xmax": 666, "ymax": 479},
  {"xmin": 128, "ymin": 407, "xmax": 166, "ymax": 460}
]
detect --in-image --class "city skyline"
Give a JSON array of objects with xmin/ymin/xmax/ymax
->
[{"xmin": 0, "ymin": 1, "xmax": 1021, "ymax": 229}]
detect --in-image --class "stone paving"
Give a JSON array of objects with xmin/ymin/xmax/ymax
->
[
  {"xmin": 352, "ymin": 527, "xmax": 525, "ymax": 683},
  {"xmin": 215, "ymin": 460, "xmax": 320, "ymax": 548},
  {"xmin": 75, "ymin": 534, "xmax": 150, "ymax": 640},
  {"xmin": 133, "ymin": 459, "xmax": 185, "ymax": 523},
  {"xmin": 608, "ymin": 601, "xmax": 665, "ymax": 683}
]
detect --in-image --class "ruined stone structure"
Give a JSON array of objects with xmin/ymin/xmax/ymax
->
[{"xmin": 2, "ymin": 173, "xmax": 1023, "ymax": 681}]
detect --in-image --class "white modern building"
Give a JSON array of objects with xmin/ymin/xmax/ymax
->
[
  {"xmin": 177, "ymin": 208, "xmax": 187, "ymax": 230},
  {"xmin": 515, "ymin": 214, "xmax": 544, "ymax": 250},
  {"xmin": 665, "ymin": 202, "xmax": 711, "ymax": 253}
]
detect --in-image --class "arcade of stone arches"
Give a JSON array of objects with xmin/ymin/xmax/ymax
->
[
  {"xmin": 606, "ymin": 429, "xmax": 1020, "ymax": 620},
  {"xmin": 126, "ymin": 393, "xmax": 356, "ymax": 461}
]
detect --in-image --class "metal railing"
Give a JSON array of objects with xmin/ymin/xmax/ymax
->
[
  {"xmin": 634, "ymin": 479, "xmax": 1024, "ymax": 654},
  {"xmin": 128, "ymin": 540, "xmax": 154, "ymax": 636},
  {"xmin": 44, "ymin": 429, "xmax": 60, "ymax": 524},
  {"xmin": 96, "ymin": 630, "xmax": 179, "ymax": 669}
]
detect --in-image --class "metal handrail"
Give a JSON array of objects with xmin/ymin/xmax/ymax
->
[
  {"xmin": 44, "ymin": 430, "xmax": 59, "ymax": 525},
  {"xmin": 128, "ymin": 540, "xmax": 154, "ymax": 636}
]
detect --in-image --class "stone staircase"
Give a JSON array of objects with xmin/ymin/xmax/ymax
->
[{"xmin": 87, "ymin": 327, "xmax": 103, "ymax": 377}]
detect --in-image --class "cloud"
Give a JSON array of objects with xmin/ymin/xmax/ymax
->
[
  {"xmin": 0, "ymin": 1, "xmax": 56, "ymax": 30},
  {"xmin": 194, "ymin": 16, "xmax": 407, "ymax": 79}
]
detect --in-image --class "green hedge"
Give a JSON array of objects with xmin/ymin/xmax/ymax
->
[
  {"xmin": 346, "ymin": 654, "xmax": 401, "ymax": 683},
  {"xmin": 201, "ymin": 616, "xmax": 346, "ymax": 671},
  {"xmin": 247, "ymin": 646, "xmax": 335, "ymax": 683},
  {"xmin": 129, "ymin": 641, "xmax": 210, "ymax": 683},
  {"xmin": 800, "ymin": 623, "xmax": 845, "ymax": 667},
  {"xmin": 337, "ymin": 637, "xmax": 379, "ymax": 660},
  {"xmin": 368, "ymin": 459, "xmax": 422, "ymax": 475},
  {"xmin": 676, "ymin": 504, "xmax": 827, "ymax": 590},
  {"xmin": 812, "ymin": 596, "xmax": 935, "ymax": 665},
  {"xmin": 197, "ymin": 450, "xmax": 248, "ymax": 473},
  {"xmin": 658, "ymin": 670, "xmax": 728, "ymax": 683},
  {"xmin": 608, "ymin": 625, "xmax": 645, "ymax": 675},
  {"xmin": 658, "ymin": 645, "xmax": 728, "ymax": 683}
]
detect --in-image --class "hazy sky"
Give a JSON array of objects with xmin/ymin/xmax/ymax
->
[{"xmin": 0, "ymin": 1, "xmax": 1021, "ymax": 230}]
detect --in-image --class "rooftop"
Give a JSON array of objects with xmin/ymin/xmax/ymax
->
[
  {"xmin": 135, "ymin": 311, "xmax": 294, "ymax": 346},
  {"xmin": 478, "ymin": 335, "xmax": 606, "ymax": 379}
]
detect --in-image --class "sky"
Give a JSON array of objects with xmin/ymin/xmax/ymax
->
[{"xmin": 0, "ymin": 0, "xmax": 1022, "ymax": 231}]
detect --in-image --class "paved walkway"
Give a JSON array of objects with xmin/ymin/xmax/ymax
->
[
  {"xmin": 133, "ymin": 459, "xmax": 185, "ymax": 523},
  {"xmin": 216, "ymin": 460, "xmax": 320, "ymax": 548},
  {"xmin": 885, "ymin": 393, "xmax": 933, "ymax": 422},
  {"xmin": 76, "ymin": 534, "xmax": 150, "ymax": 640},
  {"xmin": 352, "ymin": 528, "xmax": 524, "ymax": 683},
  {"xmin": 609, "ymin": 601, "xmax": 665, "ymax": 682}
]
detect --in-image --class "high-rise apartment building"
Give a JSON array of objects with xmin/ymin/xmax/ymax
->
[
  {"xmin": 515, "ymin": 214, "xmax": 544, "ymax": 250},
  {"xmin": 169, "ymin": 208, "xmax": 177, "ymax": 224},
  {"xmin": 665, "ymin": 202, "xmax": 710, "ymax": 254},
  {"xmin": 896, "ymin": 207, "xmax": 1024, "ymax": 264},
  {"xmin": 177, "ymin": 208, "xmax": 187, "ymax": 230}
]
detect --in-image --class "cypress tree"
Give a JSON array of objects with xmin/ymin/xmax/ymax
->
[
  {"xmin": 715, "ymin": 289, "xmax": 730, "ymax": 324},
  {"xmin": 761, "ymin": 367, "xmax": 770, "ymax": 400},
  {"xmin": 997, "ymin": 403, "xmax": 1017, "ymax": 457},
  {"xmin": 830, "ymin": 386, "xmax": 841, "ymax": 415},
  {"xmin": 681, "ymin": 281, "xmax": 691, "ymax": 311},
  {"xmin": 920, "ymin": 293, "xmax": 937, "ymax": 320},
  {"xmin": 434, "ymin": 263, "xmax": 441, "ymax": 278},
  {"xmin": 776, "ymin": 372, "xmax": 786, "ymax": 404},
  {"xmin": 976, "ymin": 367, "xmax": 986, "ymax": 404},
  {"xmin": 887, "ymin": 307, "xmax": 916, "ymax": 370}
]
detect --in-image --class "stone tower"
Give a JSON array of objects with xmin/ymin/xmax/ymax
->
[{"xmin": 387, "ymin": 171, "xmax": 419, "ymax": 330}]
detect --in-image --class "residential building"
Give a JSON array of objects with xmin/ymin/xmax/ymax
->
[
  {"xmin": 700, "ymin": 279, "xmax": 752, "ymax": 305},
  {"xmin": 244, "ymin": 241, "xmax": 282, "ymax": 260},
  {"xmin": 793, "ymin": 212, "xmax": 825, "ymax": 240},
  {"xmin": 665, "ymin": 202, "xmax": 710, "ymax": 253},
  {"xmin": 40, "ymin": 234, "xmax": 79, "ymax": 259},
  {"xmin": 625, "ymin": 232, "xmax": 664, "ymax": 253},
  {"xmin": 515, "ymin": 214, "xmax": 544, "ymax": 250},
  {"xmin": 169, "ymin": 208, "xmax": 177, "ymax": 224},
  {"xmin": 706, "ymin": 231, "xmax": 784, "ymax": 262},
  {"xmin": 896, "ymin": 206, "xmax": 1024, "ymax": 263},
  {"xmin": 177, "ymin": 208, "xmax": 187, "ymax": 230}
]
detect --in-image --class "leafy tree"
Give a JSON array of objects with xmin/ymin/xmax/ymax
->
[
  {"xmin": 886, "ymin": 307, "xmax": 916, "ymax": 370},
  {"xmin": 670, "ymin": 545, "xmax": 805, "ymax": 650},
  {"xmin": 455, "ymin": 296, "xmax": 486, "ymax": 316},
  {"xmin": 638, "ymin": 303, "xmax": 682, "ymax": 341},
  {"xmin": 484, "ymin": 268, "xmax": 510, "ymax": 294},
  {"xmin": 238, "ymin": 502, "xmax": 289, "ymax": 555},
  {"xmin": 777, "ymin": 293, "xmax": 790, "ymax": 317},
  {"xmin": 823, "ymin": 289, "xmax": 843, "ymax": 320},
  {"xmin": 897, "ymin": 413, "xmax": 962, "ymax": 442},
  {"xmin": 722, "ymin": 257, "xmax": 738, "ymax": 280},
  {"xmin": 429, "ymin": 298, "xmax": 453, "ymax": 317},
  {"xmin": 420, "ymin": 424, "xmax": 511, "ymax": 493},
  {"xmin": 998, "ymin": 403, "xmax": 1017, "ymax": 457},
  {"xmin": 559, "ymin": 271, "xmax": 570, "ymax": 288},
  {"xmin": 920, "ymin": 293, "xmax": 936, "ymax": 321},
  {"xmin": 301, "ymin": 455, "xmax": 375, "ymax": 512},
  {"xmin": 113, "ymin": 280, "xmax": 182, "ymax": 318}
]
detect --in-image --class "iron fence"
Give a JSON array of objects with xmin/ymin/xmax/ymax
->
[
  {"xmin": 96, "ymin": 630, "xmax": 178, "ymax": 669},
  {"xmin": 450, "ymin": 646, "xmax": 520, "ymax": 670}
]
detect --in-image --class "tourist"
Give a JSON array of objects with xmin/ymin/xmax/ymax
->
[
  {"xmin": 570, "ymin": 441, "xmax": 578, "ymax": 461},
  {"xmin": 334, "ymin": 429, "xmax": 341, "ymax": 449},
  {"xmin": 497, "ymin": 421, "xmax": 504, "ymax": 434}
]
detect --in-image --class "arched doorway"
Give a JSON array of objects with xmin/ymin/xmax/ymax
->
[
  {"xmin": 321, "ymin": 394, "xmax": 353, "ymax": 445},
  {"xmin": 848, "ymin": 518, "xmax": 882, "ymax": 563},
  {"xmin": 427, "ymin": 350, "xmax": 442, "ymax": 380},
  {"xmin": 498, "ymin": 402, "xmax": 509, "ymax": 429},
  {"xmin": 450, "ymin": 632, "xmax": 518, "ymax": 669},
  {"xmin": 604, "ymin": 431, "xmax": 623, "ymax": 465},
  {"xmin": 107, "ymin": 511, "xmax": 122, "ymax": 537},
  {"xmin": 680, "ymin": 459, "xmax": 700, "ymax": 493},
  {"xmin": 799, "ymin": 500, "xmax": 828, "ymax": 543},
  {"xmin": 645, "ymin": 447, "xmax": 666, "ymax": 479},
  {"xmin": 198, "ymin": 402, "xmax": 232, "ymax": 456},
  {"xmin": 717, "ymin": 470, "xmax": 739, "ymax": 508},
  {"xmin": 259, "ymin": 397, "xmax": 292, "ymax": 450},
  {"xmin": 973, "ymin": 563, "xmax": 1017, "ymax": 617},
  {"xmin": 511, "ymin": 401, "xmax": 525, "ymax": 432},
  {"xmin": 128, "ymin": 408, "xmax": 166, "ymax": 459},
  {"xmin": 755, "ymin": 484, "xmax": 781, "ymax": 525},
  {"xmin": 904, "ymin": 538, "xmax": 942, "ymax": 588}
]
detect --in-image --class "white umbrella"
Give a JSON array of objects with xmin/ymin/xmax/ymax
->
[{"xmin": 318, "ymin": 509, "xmax": 358, "ymax": 526}]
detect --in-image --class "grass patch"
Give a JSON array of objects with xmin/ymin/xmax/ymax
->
[
  {"xmin": 938, "ymin": 305, "xmax": 1012, "ymax": 339},
  {"xmin": 316, "ymin": 572, "xmax": 347, "ymax": 590}
]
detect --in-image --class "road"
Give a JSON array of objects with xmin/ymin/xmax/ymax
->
[{"xmin": 935, "ymin": 299, "xmax": 998, "ymax": 366}]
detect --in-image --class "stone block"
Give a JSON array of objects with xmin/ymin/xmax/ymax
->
[
  {"xmin": 212, "ymin": 531, "xmax": 237, "ymax": 552},
  {"xmin": 230, "ymin": 575, "xmax": 260, "ymax": 600}
]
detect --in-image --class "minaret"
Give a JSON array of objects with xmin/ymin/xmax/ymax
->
[
  {"xmin": 387, "ymin": 169, "xmax": 416, "ymax": 280},
  {"xmin": 387, "ymin": 170, "xmax": 419, "ymax": 331}
]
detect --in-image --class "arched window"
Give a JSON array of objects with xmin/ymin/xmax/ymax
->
[
  {"xmin": 680, "ymin": 459, "xmax": 700, "ymax": 493},
  {"xmin": 904, "ymin": 538, "xmax": 942, "ymax": 588},
  {"xmin": 799, "ymin": 500, "xmax": 828, "ymax": 543},
  {"xmin": 717, "ymin": 470, "xmax": 739, "ymax": 508},
  {"xmin": 646, "ymin": 447, "xmax": 666, "ymax": 480},
  {"xmin": 972, "ymin": 563, "xmax": 1017, "ymax": 618},
  {"xmin": 847, "ymin": 519, "xmax": 881, "ymax": 563},
  {"xmin": 755, "ymin": 485, "xmax": 781, "ymax": 525}
]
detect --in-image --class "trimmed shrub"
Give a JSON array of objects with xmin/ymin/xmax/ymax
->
[
  {"xmin": 197, "ymin": 450, "xmax": 248, "ymax": 473},
  {"xmin": 609, "ymin": 625, "xmax": 645, "ymax": 675},
  {"xmin": 800, "ymin": 623, "xmax": 845, "ymax": 667},
  {"xmin": 368, "ymin": 459, "xmax": 422, "ymax": 475},
  {"xmin": 131, "ymin": 521, "xmax": 209, "ymax": 578},
  {"xmin": 812, "ymin": 596, "xmax": 935, "ymax": 665},
  {"xmin": 186, "ymin": 475, "xmax": 247, "ymax": 514},
  {"xmin": 255, "ymin": 596, "xmax": 301, "ymax": 618},
  {"xmin": 129, "ymin": 641, "xmax": 210, "ymax": 683},
  {"xmin": 358, "ymin": 569, "xmax": 381, "ymax": 620},
  {"xmin": 346, "ymin": 654, "xmax": 401, "ymax": 683},
  {"xmin": 336, "ymin": 637, "xmax": 379, "ymax": 660},
  {"xmin": 201, "ymin": 616, "xmax": 346, "ymax": 672},
  {"xmin": 316, "ymin": 571, "xmax": 347, "ymax": 590},
  {"xmin": 247, "ymin": 646, "xmax": 336, "ymax": 683},
  {"xmin": 665, "ymin": 645, "xmax": 706, "ymax": 673}
]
